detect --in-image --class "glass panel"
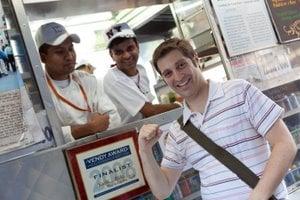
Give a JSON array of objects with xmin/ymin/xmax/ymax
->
[{"xmin": 0, "ymin": 0, "xmax": 55, "ymax": 157}]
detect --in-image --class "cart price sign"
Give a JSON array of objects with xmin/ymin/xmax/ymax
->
[
  {"xmin": 65, "ymin": 130, "xmax": 149, "ymax": 200},
  {"xmin": 211, "ymin": 0, "xmax": 278, "ymax": 57}
]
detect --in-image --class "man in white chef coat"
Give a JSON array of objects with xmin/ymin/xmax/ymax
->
[
  {"xmin": 103, "ymin": 22, "xmax": 180, "ymax": 124},
  {"xmin": 35, "ymin": 22, "xmax": 121, "ymax": 143}
]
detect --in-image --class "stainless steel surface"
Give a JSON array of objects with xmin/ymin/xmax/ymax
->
[
  {"xmin": 64, "ymin": 107, "xmax": 183, "ymax": 150},
  {"xmin": 24, "ymin": 0, "xmax": 173, "ymax": 21},
  {"xmin": 0, "ymin": 141, "xmax": 52, "ymax": 164},
  {"xmin": 0, "ymin": 108, "xmax": 182, "ymax": 200},
  {"xmin": 24, "ymin": 1, "xmax": 177, "ymax": 43},
  {"xmin": 132, "ymin": 5, "xmax": 176, "ymax": 41},
  {"xmin": 0, "ymin": 148, "xmax": 76, "ymax": 200},
  {"xmin": 97, "ymin": 107, "xmax": 183, "ymax": 139}
]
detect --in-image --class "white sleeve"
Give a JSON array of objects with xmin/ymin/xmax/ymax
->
[
  {"xmin": 94, "ymin": 79, "xmax": 121, "ymax": 129},
  {"xmin": 61, "ymin": 126, "xmax": 75, "ymax": 143},
  {"xmin": 243, "ymin": 80, "xmax": 283, "ymax": 137},
  {"xmin": 104, "ymin": 78, "xmax": 147, "ymax": 116}
]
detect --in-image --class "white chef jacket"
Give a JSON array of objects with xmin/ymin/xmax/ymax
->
[
  {"xmin": 103, "ymin": 64, "xmax": 154, "ymax": 124},
  {"xmin": 47, "ymin": 70, "xmax": 121, "ymax": 143}
]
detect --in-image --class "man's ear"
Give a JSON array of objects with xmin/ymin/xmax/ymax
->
[{"xmin": 40, "ymin": 53, "xmax": 47, "ymax": 63}]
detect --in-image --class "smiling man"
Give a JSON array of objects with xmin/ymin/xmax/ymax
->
[
  {"xmin": 138, "ymin": 38, "xmax": 296, "ymax": 200},
  {"xmin": 103, "ymin": 23, "xmax": 179, "ymax": 124},
  {"xmin": 35, "ymin": 22, "xmax": 120, "ymax": 143}
]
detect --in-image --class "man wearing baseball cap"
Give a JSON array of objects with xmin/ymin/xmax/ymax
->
[
  {"xmin": 103, "ymin": 23, "xmax": 179, "ymax": 124},
  {"xmin": 35, "ymin": 22, "xmax": 120, "ymax": 143}
]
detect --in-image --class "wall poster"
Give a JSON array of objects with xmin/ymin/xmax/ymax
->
[
  {"xmin": 265, "ymin": 0, "xmax": 300, "ymax": 43},
  {"xmin": 65, "ymin": 130, "xmax": 149, "ymax": 200},
  {"xmin": 211, "ymin": 0, "xmax": 278, "ymax": 57}
]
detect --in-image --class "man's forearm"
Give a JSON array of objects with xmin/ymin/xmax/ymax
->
[
  {"xmin": 71, "ymin": 124, "xmax": 94, "ymax": 139},
  {"xmin": 252, "ymin": 142, "xmax": 296, "ymax": 199},
  {"xmin": 139, "ymin": 149, "xmax": 173, "ymax": 199}
]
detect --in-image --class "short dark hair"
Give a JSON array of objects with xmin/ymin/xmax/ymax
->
[
  {"xmin": 39, "ymin": 43, "xmax": 51, "ymax": 54},
  {"xmin": 76, "ymin": 64, "xmax": 87, "ymax": 70},
  {"xmin": 152, "ymin": 38, "xmax": 197, "ymax": 74},
  {"xmin": 109, "ymin": 37, "xmax": 138, "ymax": 49}
]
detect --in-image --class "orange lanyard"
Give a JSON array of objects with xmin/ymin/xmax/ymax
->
[{"xmin": 46, "ymin": 74, "xmax": 91, "ymax": 112}]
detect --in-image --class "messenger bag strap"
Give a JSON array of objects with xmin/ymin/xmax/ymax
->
[{"xmin": 177, "ymin": 115, "xmax": 277, "ymax": 200}]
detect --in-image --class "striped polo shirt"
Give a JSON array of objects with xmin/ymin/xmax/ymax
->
[{"xmin": 161, "ymin": 79, "xmax": 288, "ymax": 200}]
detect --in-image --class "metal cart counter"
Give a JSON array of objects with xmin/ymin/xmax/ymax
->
[{"xmin": 0, "ymin": 108, "xmax": 182, "ymax": 200}]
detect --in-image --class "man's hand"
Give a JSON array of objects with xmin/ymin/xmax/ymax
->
[
  {"xmin": 138, "ymin": 124, "xmax": 162, "ymax": 153},
  {"xmin": 88, "ymin": 113, "xmax": 109, "ymax": 133},
  {"xmin": 138, "ymin": 124, "xmax": 181, "ymax": 200},
  {"xmin": 70, "ymin": 113, "xmax": 110, "ymax": 139}
]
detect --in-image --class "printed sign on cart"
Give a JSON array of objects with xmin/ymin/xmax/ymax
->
[
  {"xmin": 65, "ymin": 131, "xmax": 149, "ymax": 200},
  {"xmin": 211, "ymin": 0, "xmax": 278, "ymax": 57}
]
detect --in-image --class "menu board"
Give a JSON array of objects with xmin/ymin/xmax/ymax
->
[
  {"xmin": 211, "ymin": 0, "xmax": 278, "ymax": 57},
  {"xmin": 265, "ymin": 0, "xmax": 300, "ymax": 43}
]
